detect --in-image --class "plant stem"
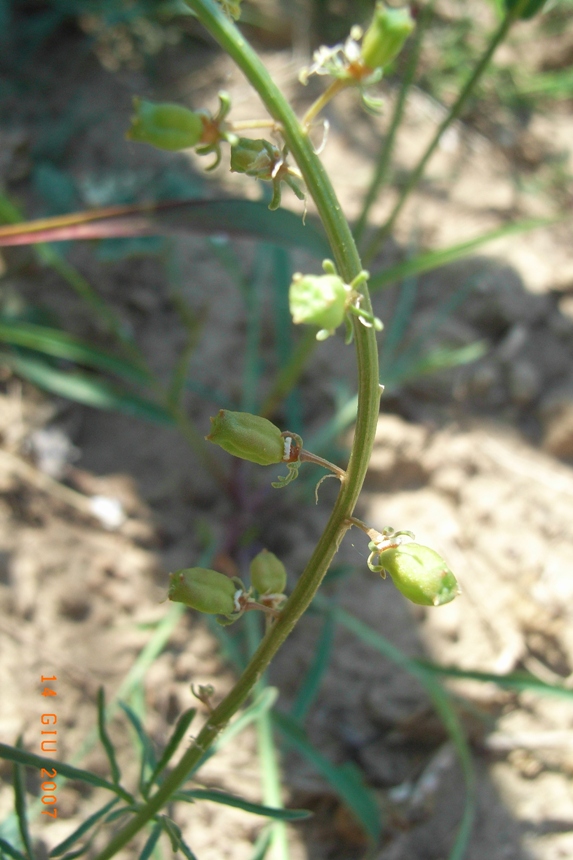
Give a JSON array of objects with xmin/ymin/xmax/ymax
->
[
  {"xmin": 363, "ymin": 6, "xmax": 521, "ymax": 264},
  {"xmin": 301, "ymin": 78, "xmax": 349, "ymax": 128},
  {"xmin": 229, "ymin": 119, "xmax": 279, "ymax": 131},
  {"xmin": 299, "ymin": 449, "xmax": 345, "ymax": 480},
  {"xmin": 92, "ymin": 1, "xmax": 381, "ymax": 856}
]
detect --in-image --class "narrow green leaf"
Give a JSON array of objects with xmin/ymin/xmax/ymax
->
[
  {"xmin": 97, "ymin": 689, "xmax": 121, "ymax": 786},
  {"xmin": 387, "ymin": 342, "xmax": 487, "ymax": 389},
  {"xmin": 0, "ymin": 744, "xmax": 132, "ymax": 802},
  {"xmin": 417, "ymin": 662, "xmax": 573, "ymax": 699},
  {"xmin": 1, "ymin": 353, "xmax": 173, "ymax": 425},
  {"xmin": 173, "ymin": 789, "xmax": 311, "ymax": 821},
  {"xmin": 0, "ymin": 199, "xmax": 330, "ymax": 259},
  {"xmin": 160, "ymin": 819, "xmax": 197, "ymax": 860},
  {"xmin": 0, "ymin": 839, "xmax": 28, "ymax": 860},
  {"xmin": 248, "ymin": 826, "xmax": 272, "ymax": 860},
  {"xmin": 138, "ymin": 823, "xmax": 163, "ymax": 860},
  {"xmin": 273, "ymin": 712, "xmax": 382, "ymax": 843},
  {"xmin": 146, "ymin": 708, "xmax": 197, "ymax": 789},
  {"xmin": 118, "ymin": 703, "xmax": 157, "ymax": 792},
  {"xmin": 13, "ymin": 756, "xmax": 33, "ymax": 860},
  {"xmin": 291, "ymin": 610, "xmax": 336, "ymax": 723},
  {"xmin": 369, "ymin": 218, "xmax": 557, "ymax": 293},
  {"xmin": 0, "ymin": 320, "xmax": 150, "ymax": 385},
  {"xmin": 102, "ymin": 806, "xmax": 139, "ymax": 824},
  {"xmin": 49, "ymin": 798, "xmax": 119, "ymax": 857}
]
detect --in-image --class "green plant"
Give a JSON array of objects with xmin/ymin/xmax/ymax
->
[{"xmin": 0, "ymin": 0, "xmax": 564, "ymax": 858}]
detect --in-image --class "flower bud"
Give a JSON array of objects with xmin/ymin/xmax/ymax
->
[
  {"xmin": 250, "ymin": 549, "xmax": 287, "ymax": 595},
  {"xmin": 206, "ymin": 410, "xmax": 285, "ymax": 466},
  {"xmin": 126, "ymin": 98, "xmax": 204, "ymax": 151},
  {"xmin": 289, "ymin": 273, "xmax": 348, "ymax": 331},
  {"xmin": 168, "ymin": 567, "xmax": 239, "ymax": 615},
  {"xmin": 377, "ymin": 543, "xmax": 459, "ymax": 606},
  {"xmin": 361, "ymin": 4, "xmax": 415, "ymax": 72}
]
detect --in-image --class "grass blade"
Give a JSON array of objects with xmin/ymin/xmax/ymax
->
[
  {"xmin": 146, "ymin": 708, "xmax": 197, "ymax": 789},
  {"xmin": 138, "ymin": 823, "xmax": 163, "ymax": 860},
  {"xmin": 0, "ymin": 320, "xmax": 150, "ymax": 385},
  {"xmin": 97, "ymin": 689, "xmax": 121, "ymax": 786},
  {"xmin": 13, "ymin": 756, "xmax": 33, "ymax": 860},
  {"xmin": 0, "ymin": 744, "xmax": 132, "ymax": 802},
  {"xmin": 314, "ymin": 598, "xmax": 476, "ymax": 860},
  {"xmin": 173, "ymin": 789, "xmax": 310, "ymax": 821},
  {"xmin": 386, "ymin": 342, "xmax": 487, "ymax": 390},
  {"xmin": 1, "ymin": 353, "xmax": 173, "ymax": 425},
  {"xmin": 369, "ymin": 218, "xmax": 557, "ymax": 293},
  {"xmin": 0, "ymin": 839, "xmax": 28, "ymax": 860},
  {"xmin": 417, "ymin": 662, "xmax": 573, "ymax": 699},
  {"xmin": 118, "ymin": 703, "xmax": 157, "ymax": 792},
  {"xmin": 273, "ymin": 712, "xmax": 382, "ymax": 844},
  {"xmin": 0, "ymin": 199, "xmax": 329, "ymax": 258},
  {"xmin": 49, "ymin": 798, "xmax": 119, "ymax": 857},
  {"xmin": 290, "ymin": 609, "xmax": 336, "ymax": 723},
  {"xmin": 160, "ymin": 819, "xmax": 197, "ymax": 860},
  {"xmin": 248, "ymin": 826, "xmax": 272, "ymax": 860}
]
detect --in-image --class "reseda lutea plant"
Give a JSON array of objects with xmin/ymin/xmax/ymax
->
[{"xmin": 93, "ymin": 2, "xmax": 458, "ymax": 857}]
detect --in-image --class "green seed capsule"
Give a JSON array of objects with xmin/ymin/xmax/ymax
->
[
  {"xmin": 206, "ymin": 410, "xmax": 285, "ymax": 466},
  {"xmin": 289, "ymin": 273, "xmax": 348, "ymax": 331},
  {"xmin": 378, "ymin": 543, "xmax": 459, "ymax": 606},
  {"xmin": 168, "ymin": 567, "xmax": 238, "ymax": 615},
  {"xmin": 126, "ymin": 98, "xmax": 204, "ymax": 151},
  {"xmin": 250, "ymin": 549, "xmax": 287, "ymax": 595},
  {"xmin": 361, "ymin": 4, "xmax": 415, "ymax": 72},
  {"xmin": 230, "ymin": 138, "xmax": 278, "ymax": 179}
]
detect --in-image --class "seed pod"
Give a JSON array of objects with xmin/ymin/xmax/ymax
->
[
  {"xmin": 377, "ymin": 543, "xmax": 459, "ymax": 606},
  {"xmin": 289, "ymin": 273, "xmax": 348, "ymax": 331},
  {"xmin": 250, "ymin": 549, "xmax": 287, "ymax": 595},
  {"xmin": 206, "ymin": 410, "xmax": 285, "ymax": 466},
  {"xmin": 361, "ymin": 3, "xmax": 415, "ymax": 72},
  {"xmin": 126, "ymin": 98, "xmax": 204, "ymax": 151},
  {"xmin": 168, "ymin": 567, "xmax": 239, "ymax": 615}
]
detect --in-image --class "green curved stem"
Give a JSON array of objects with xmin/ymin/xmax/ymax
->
[
  {"xmin": 363, "ymin": 4, "xmax": 524, "ymax": 264},
  {"xmin": 92, "ymin": 2, "xmax": 380, "ymax": 857}
]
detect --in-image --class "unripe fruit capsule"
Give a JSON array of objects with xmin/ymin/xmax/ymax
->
[
  {"xmin": 250, "ymin": 549, "xmax": 287, "ymax": 595},
  {"xmin": 289, "ymin": 273, "xmax": 348, "ymax": 331},
  {"xmin": 206, "ymin": 410, "xmax": 285, "ymax": 466},
  {"xmin": 361, "ymin": 4, "xmax": 415, "ymax": 72},
  {"xmin": 378, "ymin": 543, "xmax": 459, "ymax": 606},
  {"xmin": 168, "ymin": 567, "xmax": 239, "ymax": 615},
  {"xmin": 126, "ymin": 98, "xmax": 204, "ymax": 151}
]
